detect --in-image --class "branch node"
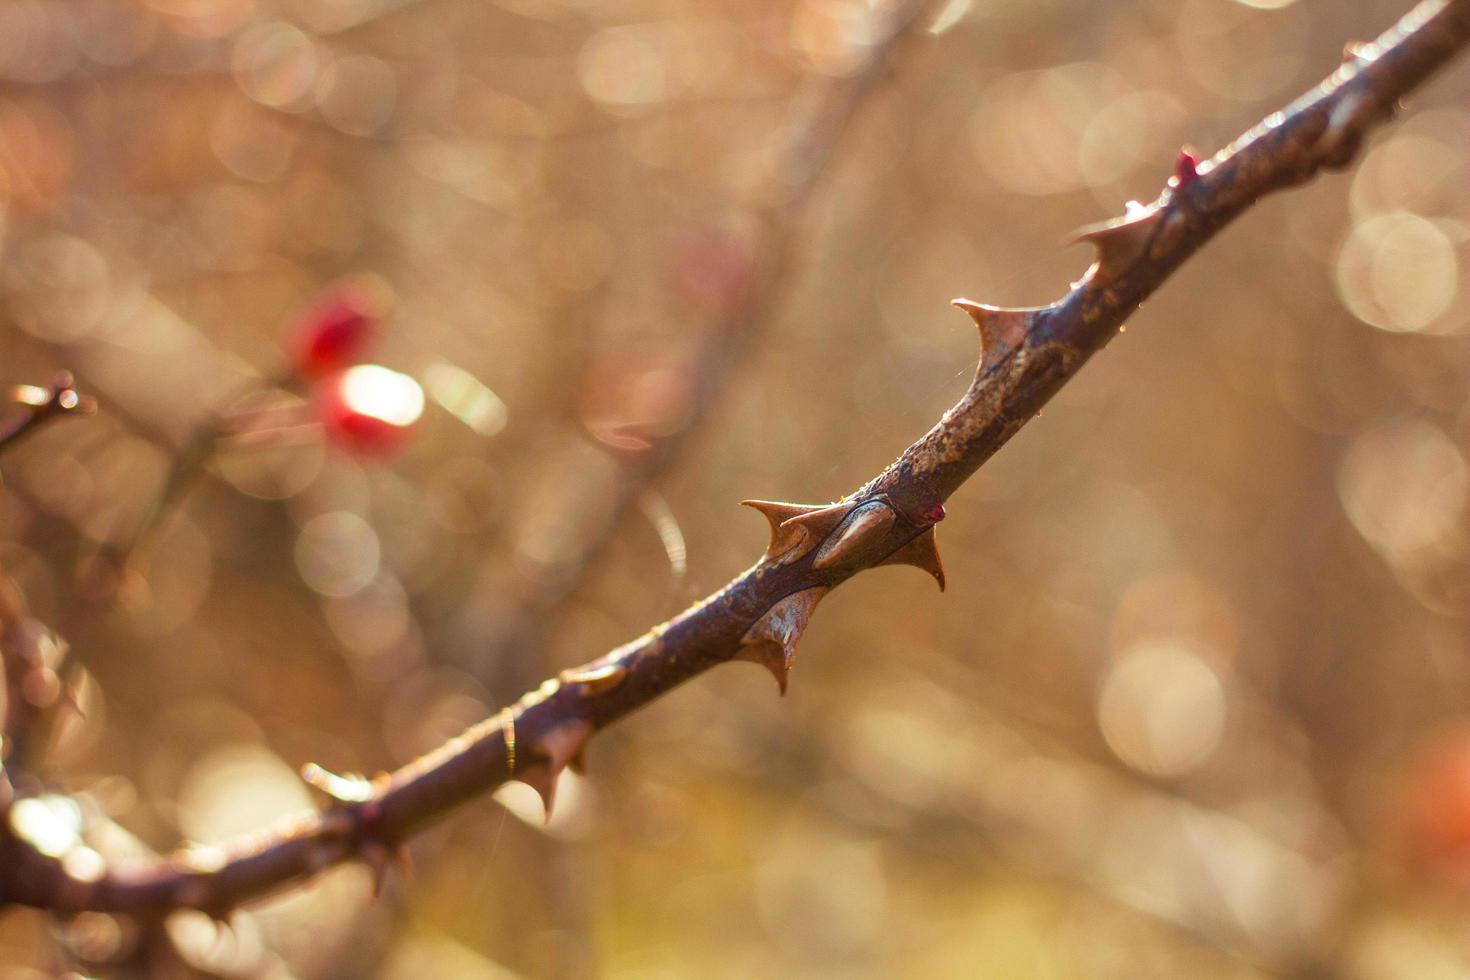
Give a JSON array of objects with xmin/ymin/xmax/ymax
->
[{"xmin": 1168, "ymin": 146, "xmax": 1201, "ymax": 190}]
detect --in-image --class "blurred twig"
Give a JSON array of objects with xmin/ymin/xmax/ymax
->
[
  {"xmin": 465, "ymin": 0, "xmax": 938, "ymax": 672},
  {"xmin": 1, "ymin": 0, "xmax": 1467, "ymax": 922},
  {"xmin": 0, "ymin": 373, "xmax": 94, "ymax": 461}
]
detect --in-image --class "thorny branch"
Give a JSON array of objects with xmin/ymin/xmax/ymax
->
[{"xmin": 2, "ymin": 0, "xmax": 1468, "ymax": 922}]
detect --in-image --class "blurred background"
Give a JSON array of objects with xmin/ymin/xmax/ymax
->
[{"xmin": 1, "ymin": 0, "xmax": 1469, "ymax": 975}]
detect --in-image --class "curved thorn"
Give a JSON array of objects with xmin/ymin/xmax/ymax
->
[
  {"xmin": 952, "ymin": 300, "xmax": 1036, "ymax": 371},
  {"xmin": 879, "ymin": 526, "xmax": 946, "ymax": 591},
  {"xmin": 735, "ymin": 639, "xmax": 791, "ymax": 695},
  {"xmin": 517, "ymin": 719, "xmax": 594, "ymax": 822},
  {"xmin": 363, "ymin": 842, "xmax": 390, "ymax": 898},
  {"xmin": 772, "ymin": 502, "xmax": 855, "ymax": 565},
  {"xmin": 1068, "ymin": 203, "xmax": 1163, "ymax": 283},
  {"xmin": 734, "ymin": 586, "xmax": 828, "ymax": 695},
  {"xmin": 740, "ymin": 499, "xmax": 832, "ymax": 561}
]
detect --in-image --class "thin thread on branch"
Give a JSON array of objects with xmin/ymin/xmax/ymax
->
[{"xmin": 2, "ymin": 0, "xmax": 1467, "ymax": 920}]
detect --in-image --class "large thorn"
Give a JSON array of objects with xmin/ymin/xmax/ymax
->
[
  {"xmin": 879, "ymin": 526, "xmax": 946, "ymax": 591},
  {"xmin": 514, "ymin": 719, "xmax": 594, "ymax": 822},
  {"xmin": 951, "ymin": 300, "xmax": 1035, "ymax": 372},
  {"xmin": 811, "ymin": 500, "xmax": 895, "ymax": 570},
  {"xmin": 1069, "ymin": 202, "xmax": 1163, "ymax": 283},
  {"xmin": 734, "ymin": 586, "xmax": 828, "ymax": 695},
  {"xmin": 741, "ymin": 499, "xmax": 851, "ymax": 564}
]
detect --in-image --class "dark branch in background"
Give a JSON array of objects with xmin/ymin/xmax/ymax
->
[
  {"xmin": 1, "ymin": 0, "xmax": 1467, "ymax": 919},
  {"xmin": 0, "ymin": 376, "xmax": 94, "ymax": 772},
  {"xmin": 0, "ymin": 373, "xmax": 94, "ymax": 459}
]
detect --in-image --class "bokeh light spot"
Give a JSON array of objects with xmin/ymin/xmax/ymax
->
[
  {"xmin": 1098, "ymin": 644, "xmax": 1226, "ymax": 778},
  {"xmin": 1336, "ymin": 211, "xmax": 1459, "ymax": 334}
]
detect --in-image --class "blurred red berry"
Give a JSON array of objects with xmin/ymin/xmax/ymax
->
[
  {"xmin": 288, "ymin": 280, "xmax": 384, "ymax": 379},
  {"xmin": 314, "ymin": 364, "xmax": 424, "ymax": 459},
  {"xmin": 673, "ymin": 227, "xmax": 755, "ymax": 316},
  {"xmin": 1404, "ymin": 724, "xmax": 1470, "ymax": 882}
]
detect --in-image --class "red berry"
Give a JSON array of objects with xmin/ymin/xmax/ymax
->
[
  {"xmin": 288, "ymin": 281, "xmax": 383, "ymax": 379},
  {"xmin": 314, "ymin": 365, "xmax": 423, "ymax": 459},
  {"xmin": 1404, "ymin": 724, "xmax": 1470, "ymax": 884}
]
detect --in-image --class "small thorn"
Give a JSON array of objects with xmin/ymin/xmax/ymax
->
[
  {"xmin": 520, "ymin": 768, "xmax": 558, "ymax": 821},
  {"xmin": 363, "ymin": 842, "xmax": 395, "ymax": 898},
  {"xmin": 811, "ymin": 500, "xmax": 895, "ymax": 570},
  {"xmin": 561, "ymin": 661, "xmax": 628, "ymax": 696},
  {"xmin": 879, "ymin": 526, "xmax": 946, "ymax": 591},
  {"xmin": 59, "ymin": 683, "xmax": 85, "ymax": 721},
  {"xmin": 735, "ymin": 587, "xmax": 828, "ymax": 695},
  {"xmin": 518, "ymin": 720, "xmax": 594, "ymax": 822},
  {"xmin": 1069, "ymin": 204, "xmax": 1163, "ymax": 283},
  {"xmin": 741, "ymin": 499, "xmax": 844, "ymax": 563},
  {"xmin": 735, "ymin": 639, "xmax": 792, "ymax": 695},
  {"xmin": 300, "ymin": 763, "xmax": 375, "ymax": 804},
  {"xmin": 951, "ymin": 300, "xmax": 1034, "ymax": 371},
  {"xmin": 1169, "ymin": 147, "xmax": 1200, "ymax": 190},
  {"xmin": 393, "ymin": 843, "xmax": 414, "ymax": 881}
]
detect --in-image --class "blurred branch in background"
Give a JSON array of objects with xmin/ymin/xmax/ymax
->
[{"xmin": 0, "ymin": 373, "xmax": 93, "ymax": 458}]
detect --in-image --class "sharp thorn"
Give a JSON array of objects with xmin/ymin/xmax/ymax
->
[
  {"xmin": 741, "ymin": 499, "xmax": 845, "ymax": 563},
  {"xmin": 519, "ymin": 720, "xmax": 594, "ymax": 822},
  {"xmin": 879, "ymin": 526, "xmax": 946, "ymax": 591},
  {"xmin": 951, "ymin": 300, "xmax": 1035, "ymax": 371},
  {"xmin": 735, "ymin": 587, "xmax": 828, "ymax": 694},
  {"xmin": 733, "ymin": 639, "xmax": 791, "ymax": 695},
  {"xmin": 1068, "ymin": 204, "xmax": 1163, "ymax": 283},
  {"xmin": 363, "ymin": 842, "xmax": 393, "ymax": 899}
]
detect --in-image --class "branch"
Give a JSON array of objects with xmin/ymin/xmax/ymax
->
[
  {"xmin": 0, "ymin": 373, "xmax": 94, "ymax": 459},
  {"xmin": 3, "ymin": 0, "xmax": 1467, "ymax": 918}
]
